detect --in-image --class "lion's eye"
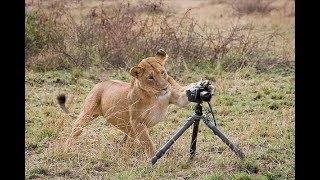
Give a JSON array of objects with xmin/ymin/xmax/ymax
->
[
  {"xmin": 148, "ymin": 76, "xmax": 154, "ymax": 80},
  {"xmin": 161, "ymin": 71, "xmax": 165, "ymax": 75}
]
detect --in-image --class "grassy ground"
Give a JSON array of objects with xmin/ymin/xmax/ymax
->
[{"xmin": 25, "ymin": 64, "xmax": 294, "ymax": 179}]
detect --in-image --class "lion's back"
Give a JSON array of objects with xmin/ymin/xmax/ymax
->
[{"xmin": 97, "ymin": 80, "xmax": 131, "ymax": 121}]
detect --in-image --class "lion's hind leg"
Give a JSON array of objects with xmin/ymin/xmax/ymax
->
[{"xmin": 64, "ymin": 92, "xmax": 102, "ymax": 152}]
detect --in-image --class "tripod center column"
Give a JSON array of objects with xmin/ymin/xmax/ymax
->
[
  {"xmin": 195, "ymin": 103, "xmax": 203, "ymax": 116},
  {"xmin": 190, "ymin": 103, "xmax": 202, "ymax": 158}
]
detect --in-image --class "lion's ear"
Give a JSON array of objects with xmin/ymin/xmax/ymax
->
[
  {"xmin": 156, "ymin": 49, "xmax": 168, "ymax": 65},
  {"xmin": 130, "ymin": 66, "xmax": 144, "ymax": 78}
]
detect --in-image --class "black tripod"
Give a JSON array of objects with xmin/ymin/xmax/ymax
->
[{"xmin": 150, "ymin": 103, "xmax": 245, "ymax": 165}]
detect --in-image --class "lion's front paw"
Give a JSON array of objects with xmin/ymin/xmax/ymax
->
[{"xmin": 198, "ymin": 80, "xmax": 214, "ymax": 92}]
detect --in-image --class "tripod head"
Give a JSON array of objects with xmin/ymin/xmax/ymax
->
[
  {"xmin": 188, "ymin": 85, "xmax": 216, "ymax": 126},
  {"xmin": 194, "ymin": 103, "xmax": 203, "ymax": 116}
]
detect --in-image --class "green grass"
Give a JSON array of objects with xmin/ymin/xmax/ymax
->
[{"xmin": 25, "ymin": 64, "xmax": 294, "ymax": 179}]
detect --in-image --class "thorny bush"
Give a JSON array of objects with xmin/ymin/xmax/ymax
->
[{"xmin": 25, "ymin": 0, "xmax": 293, "ymax": 72}]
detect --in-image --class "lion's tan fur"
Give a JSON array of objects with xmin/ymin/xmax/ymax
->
[{"xmin": 61, "ymin": 50, "xmax": 207, "ymax": 158}]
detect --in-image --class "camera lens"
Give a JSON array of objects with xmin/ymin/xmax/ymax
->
[{"xmin": 200, "ymin": 91, "xmax": 211, "ymax": 102}]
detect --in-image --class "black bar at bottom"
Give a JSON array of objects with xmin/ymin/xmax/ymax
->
[
  {"xmin": 150, "ymin": 115, "xmax": 198, "ymax": 165},
  {"xmin": 202, "ymin": 116, "xmax": 245, "ymax": 159}
]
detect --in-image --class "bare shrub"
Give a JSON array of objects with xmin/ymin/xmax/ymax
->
[
  {"xmin": 208, "ymin": 0, "xmax": 229, "ymax": 5},
  {"xmin": 25, "ymin": 10, "xmax": 65, "ymax": 62},
  {"xmin": 25, "ymin": 0, "xmax": 290, "ymax": 72},
  {"xmin": 136, "ymin": 0, "xmax": 171, "ymax": 14},
  {"xmin": 231, "ymin": 0, "xmax": 276, "ymax": 15},
  {"xmin": 283, "ymin": 0, "xmax": 295, "ymax": 17}
]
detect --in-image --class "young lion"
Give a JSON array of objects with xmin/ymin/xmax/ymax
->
[{"xmin": 58, "ymin": 49, "xmax": 213, "ymax": 158}]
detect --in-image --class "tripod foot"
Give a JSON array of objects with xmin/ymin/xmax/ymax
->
[
  {"xmin": 189, "ymin": 153, "xmax": 196, "ymax": 162},
  {"xmin": 150, "ymin": 156, "xmax": 158, "ymax": 165}
]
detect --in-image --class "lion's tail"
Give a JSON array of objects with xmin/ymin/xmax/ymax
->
[{"xmin": 57, "ymin": 94, "xmax": 77, "ymax": 119}]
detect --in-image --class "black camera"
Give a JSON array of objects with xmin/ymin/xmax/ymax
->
[{"xmin": 186, "ymin": 85, "xmax": 212, "ymax": 103}]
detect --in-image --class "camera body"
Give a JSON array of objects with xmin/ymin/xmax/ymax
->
[{"xmin": 186, "ymin": 85, "xmax": 212, "ymax": 103}]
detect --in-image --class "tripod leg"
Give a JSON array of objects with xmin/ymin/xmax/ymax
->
[
  {"xmin": 190, "ymin": 119, "xmax": 200, "ymax": 158},
  {"xmin": 202, "ymin": 117, "xmax": 245, "ymax": 159},
  {"xmin": 150, "ymin": 115, "xmax": 198, "ymax": 165}
]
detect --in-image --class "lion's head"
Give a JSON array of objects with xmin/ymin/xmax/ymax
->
[{"xmin": 130, "ymin": 49, "xmax": 169, "ymax": 96}]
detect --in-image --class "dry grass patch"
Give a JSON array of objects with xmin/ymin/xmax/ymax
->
[{"xmin": 26, "ymin": 65, "xmax": 294, "ymax": 179}]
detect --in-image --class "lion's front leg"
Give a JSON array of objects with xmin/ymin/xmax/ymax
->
[
  {"xmin": 167, "ymin": 76, "xmax": 196, "ymax": 107},
  {"xmin": 170, "ymin": 86, "xmax": 194, "ymax": 107},
  {"xmin": 135, "ymin": 123, "xmax": 155, "ymax": 158},
  {"xmin": 128, "ymin": 102, "xmax": 156, "ymax": 158}
]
